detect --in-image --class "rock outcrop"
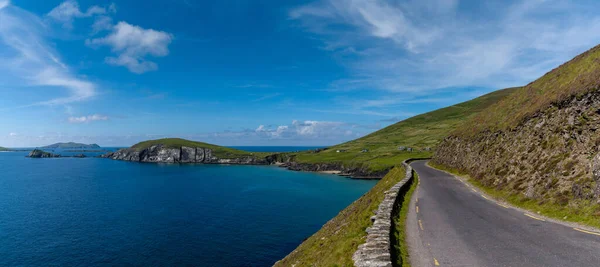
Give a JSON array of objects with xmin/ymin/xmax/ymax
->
[
  {"xmin": 27, "ymin": 149, "xmax": 60, "ymax": 158},
  {"xmin": 281, "ymin": 161, "xmax": 390, "ymax": 179},
  {"xmin": 101, "ymin": 144, "xmax": 271, "ymax": 165},
  {"xmin": 434, "ymin": 91, "xmax": 600, "ymax": 205}
]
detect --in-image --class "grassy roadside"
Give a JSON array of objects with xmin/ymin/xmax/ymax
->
[
  {"xmin": 429, "ymin": 162, "xmax": 600, "ymax": 229},
  {"xmin": 274, "ymin": 166, "xmax": 407, "ymax": 267},
  {"xmin": 392, "ymin": 171, "xmax": 418, "ymax": 267}
]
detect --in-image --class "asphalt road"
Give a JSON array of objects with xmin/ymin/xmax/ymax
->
[{"xmin": 406, "ymin": 160, "xmax": 600, "ymax": 267}]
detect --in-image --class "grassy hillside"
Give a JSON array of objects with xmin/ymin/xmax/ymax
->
[
  {"xmin": 130, "ymin": 138, "xmax": 269, "ymax": 158},
  {"xmin": 274, "ymin": 166, "xmax": 408, "ymax": 266},
  {"xmin": 434, "ymin": 44, "xmax": 600, "ymax": 228},
  {"xmin": 292, "ymin": 88, "xmax": 517, "ymax": 172},
  {"xmin": 0, "ymin": 146, "xmax": 10, "ymax": 151},
  {"xmin": 459, "ymin": 44, "xmax": 600, "ymax": 136}
]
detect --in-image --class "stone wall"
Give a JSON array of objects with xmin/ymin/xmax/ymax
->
[
  {"xmin": 352, "ymin": 161, "xmax": 414, "ymax": 267},
  {"xmin": 434, "ymin": 91, "xmax": 600, "ymax": 205}
]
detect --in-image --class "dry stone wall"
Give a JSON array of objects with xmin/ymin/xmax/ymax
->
[{"xmin": 352, "ymin": 161, "xmax": 414, "ymax": 267}]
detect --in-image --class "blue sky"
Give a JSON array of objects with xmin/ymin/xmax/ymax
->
[{"xmin": 2, "ymin": 0, "xmax": 600, "ymax": 147}]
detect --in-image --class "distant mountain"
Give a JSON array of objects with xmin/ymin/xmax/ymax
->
[
  {"xmin": 41, "ymin": 142, "xmax": 101, "ymax": 149},
  {"xmin": 0, "ymin": 146, "xmax": 11, "ymax": 151}
]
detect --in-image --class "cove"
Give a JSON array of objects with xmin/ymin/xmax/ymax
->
[{"xmin": 0, "ymin": 151, "xmax": 376, "ymax": 266}]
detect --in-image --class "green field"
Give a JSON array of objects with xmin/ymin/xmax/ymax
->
[
  {"xmin": 291, "ymin": 88, "xmax": 517, "ymax": 172},
  {"xmin": 130, "ymin": 138, "xmax": 270, "ymax": 158}
]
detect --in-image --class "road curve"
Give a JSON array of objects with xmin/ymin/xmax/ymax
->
[{"xmin": 406, "ymin": 160, "xmax": 600, "ymax": 267}]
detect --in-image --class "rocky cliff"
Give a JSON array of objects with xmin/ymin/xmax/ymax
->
[
  {"xmin": 101, "ymin": 144, "xmax": 271, "ymax": 165},
  {"xmin": 27, "ymin": 149, "xmax": 60, "ymax": 158},
  {"xmin": 434, "ymin": 91, "xmax": 600, "ymax": 205}
]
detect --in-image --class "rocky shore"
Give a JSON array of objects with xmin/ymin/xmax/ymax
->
[
  {"xmin": 27, "ymin": 149, "xmax": 61, "ymax": 158},
  {"xmin": 280, "ymin": 161, "xmax": 389, "ymax": 179},
  {"xmin": 100, "ymin": 145, "xmax": 388, "ymax": 178},
  {"xmin": 101, "ymin": 144, "xmax": 272, "ymax": 165}
]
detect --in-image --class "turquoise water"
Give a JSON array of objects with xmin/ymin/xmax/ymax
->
[{"xmin": 0, "ymin": 150, "xmax": 376, "ymax": 266}]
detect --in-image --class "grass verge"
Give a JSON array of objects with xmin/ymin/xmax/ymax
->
[
  {"xmin": 429, "ymin": 162, "xmax": 600, "ymax": 230},
  {"xmin": 392, "ymin": 170, "xmax": 418, "ymax": 267},
  {"xmin": 274, "ymin": 166, "xmax": 407, "ymax": 267}
]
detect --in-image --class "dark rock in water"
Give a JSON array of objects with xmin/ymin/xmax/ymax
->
[
  {"xmin": 73, "ymin": 154, "xmax": 86, "ymax": 158},
  {"xmin": 27, "ymin": 149, "xmax": 60, "ymax": 158}
]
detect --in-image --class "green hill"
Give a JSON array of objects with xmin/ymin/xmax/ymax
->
[
  {"xmin": 457, "ymin": 44, "xmax": 600, "ymax": 136},
  {"xmin": 292, "ymin": 87, "xmax": 517, "ymax": 172},
  {"xmin": 434, "ymin": 44, "xmax": 600, "ymax": 228},
  {"xmin": 275, "ymin": 87, "xmax": 517, "ymax": 265},
  {"xmin": 130, "ymin": 138, "xmax": 268, "ymax": 158},
  {"xmin": 0, "ymin": 146, "xmax": 10, "ymax": 151}
]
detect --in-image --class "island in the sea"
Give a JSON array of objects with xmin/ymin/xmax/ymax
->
[
  {"xmin": 101, "ymin": 138, "xmax": 280, "ymax": 164},
  {"xmin": 42, "ymin": 142, "xmax": 101, "ymax": 149}
]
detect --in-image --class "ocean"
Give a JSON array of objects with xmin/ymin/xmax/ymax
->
[{"xmin": 0, "ymin": 147, "xmax": 376, "ymax": 266}]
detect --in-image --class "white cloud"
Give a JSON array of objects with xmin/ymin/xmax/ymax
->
[
  {"xmin": 9, "ymin": 132, "xmax": 17, "ymax": 136},
  {"xmin": 87, "ymin": 22, "xmax": 173, "ymax": 73},
  {"xmin": 253, "ymin": 120, "xmax": 348, "ymax": 140},
  {"xmin": 91, "ymin": 15, "xmax": 113, "ymax": 34},
  {"xmin": 0, "ymin": 1, "xmax": 9, "ymax": 10},
  {"xmin": 68, "ymin": 114, "xmax": 109, "ymax": 123},
  {"xmin": 0, "ymin": 4, "xmax": 97, "ymax": 106},
  {"xmin": 47, "ymin": 0, "xmax": 108, "ymax": 29},
  {"xmin": 290, "ymin": 0, "xmax": 600, "ymax": 93}
]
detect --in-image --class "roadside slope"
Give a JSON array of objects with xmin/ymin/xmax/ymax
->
[
  {"xmin": 409, "ymin": 161, "xmax": 600, "ymax": 267},
  {"xmin": 434, "ymin": 44, "xmax": 600, "ymax": 225},
  {"xmin": 274, "ymin": 167, "xmax": 407, "ymax": 266}
]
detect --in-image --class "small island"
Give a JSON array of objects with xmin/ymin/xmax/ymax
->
[
  {"xmin": 101, "ymin": 138, "xmax": 277, "ymax": 164},
  {"xmin": 27, "ymin": 149, "xmax": 60, "ymax": 158},
  {"xmin": 42, "ymin": 142, "xmax": 101, "ymax": 149}
]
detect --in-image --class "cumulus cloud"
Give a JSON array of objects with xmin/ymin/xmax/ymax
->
[
  {"xmin": 253, "ymin": 120, "xmax": 349, "ymax": 140},
  {"xmin": 87, "ymin": 22, "xmax": 173, "ymax": 73},
  {"xmin": 68, "ymin": 114, "xmax": 109, "ymax": 123},
  {"xmin": 47, "ymin": 0, "xmax": 112, "ymax": 29},
  {"xmin": 9, "ymin": 132, "xmax": 18, "ymax": 136},
  {"xmin": 290, "ymin": 0, "xmax": 600, "ymax": 93},
  {"xmin": 0, "ymin": 4, "xmax": 96, "ymax": 106}
]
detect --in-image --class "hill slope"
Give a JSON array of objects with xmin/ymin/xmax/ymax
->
[
  {"xmin": 0, "ymin": 146, "xmax": 10, "ymax": 151},
  {"xmin": 291, "ymin": 88, "xmax": 517, "ymax": 173},
  {"xmin": 434, "ymin": 44, "xmax": 600, "ymax": 223}
]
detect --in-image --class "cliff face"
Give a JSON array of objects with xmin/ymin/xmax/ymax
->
[
  {"xmin": 27, "ymin": 149, "xmax": 60, "ymax": 158},
  {"xmin": 102, "ymin": 144, "xmax": 270, "ymax": 165},
  {"xmin": 434, "ymin": 91, "xmax": 600, "ymax": 205}
]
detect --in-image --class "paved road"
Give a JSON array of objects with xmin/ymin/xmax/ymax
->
[{"xmin": 406, "ymin": 160, "xmax": 600, "ymax": 267}]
